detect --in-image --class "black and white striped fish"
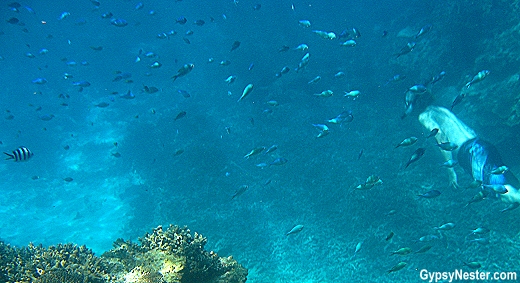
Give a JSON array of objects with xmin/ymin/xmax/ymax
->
[{"xmin": 4, "ymin": 146, "xmax": 33, "ymax": 161}]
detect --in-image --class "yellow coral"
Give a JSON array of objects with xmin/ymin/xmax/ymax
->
[
  {"xmin": 160, "ymin": 256, "xmax": 184, "ymax": 275},
  {"xmin": 123, "ymin": 267, "xmax": 163, "ymax": 283},
  {"xmin": 124, "ymin": 267, "xmax": 147, "ymax": 283}
]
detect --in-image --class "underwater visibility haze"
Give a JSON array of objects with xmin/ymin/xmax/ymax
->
[{"xmin": 1, "ymin": 0, "xmax": 520, "ymax": 282}]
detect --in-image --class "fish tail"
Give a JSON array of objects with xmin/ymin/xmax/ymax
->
[{"xmin": 3, "ymin": 152, "xmax": 14, "ymax": 160}]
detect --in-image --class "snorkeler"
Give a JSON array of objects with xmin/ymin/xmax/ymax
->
[{"xmin": 418, "ymin": 106, "xmax": 520, "ymax": 211}]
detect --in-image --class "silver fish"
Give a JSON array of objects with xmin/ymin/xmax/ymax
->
[
  {"xmin": 231, "ymin": 185, "xmax": 248, "ymax": 199},
  {"xmin": 286, "ymin": 224, "xmax": 304, "ymax": 236},
  {"xmin": 237, "ymin": 84, "xmax": 254, "ymax": 102},
  {"xmin": 465, "ymin": 70, "xmax": 490, "ymax": 88},
  {"xmin": 264, "ymin": 145, "xmax": 278, "ymax": 155}
]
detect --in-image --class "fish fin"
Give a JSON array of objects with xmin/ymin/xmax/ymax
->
[
  {"xmin": 451, "ymin": 181, "xmax": 461, "ymax": 190},
  {"xmin": 3, "ymin": 152, "xmax": 14, "ymax": 160}
]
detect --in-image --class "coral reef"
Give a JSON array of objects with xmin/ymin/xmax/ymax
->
[
  {"xmin": 0, "ymin": 241, "xmax": 111, "ymax": 283},
  {"xmin": 0, "ymin": 225, "xmax": 247, "ymax": 283},
  {"xmin": 103, "ymin": 225, "xmax": 248, "ymax": 283}
]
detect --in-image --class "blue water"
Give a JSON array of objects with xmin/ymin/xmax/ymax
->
[{"xmin": 1, "ymin": 0, "xmax": 519, "ymax": 282}]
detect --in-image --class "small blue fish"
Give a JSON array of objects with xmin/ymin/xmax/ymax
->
[
  {"xmin": 482, "ymin": 184, "xmax": 508, "ymax": 194},
  {"xmin": 404, "ymin": 147, "xmax": 425, "ymax": 168},
  {"xmin": 469, "ymin": 237, "xmax": 489, "ymax": 245},
  {"xmin": 436, "ymin": 142, "xmax": 458, "ymax": 151},
  {"xmin": 384, "ymin": 74, "xmax": 406, "ymax": 86},
  {"xmin": 177, "ymin": 89, "xmax": 191, "ymax": 98},
  {"xmin": 111, "ymin": 18, "xmax": 128, "ymax": 27},
  {"xmin": 231, "ymin": 185, "xmax": 248, "ymax": 199},
  {"xmin": 24, "ymin": 6, "xmax": 35, "ymax": 14},
  {"xmin": 440, "ymin": 160, "xmax": 458, "ymax": 168},
  {"xmin": 176, "ymin": 16, "xmax": 187, "ymax": 24},
  {"xmin": 113, "ymin": 72, "xmax": 132, "ymax": 82},
  {"xmin": 500, "ymin": 203, "xmax": 519, "ymax": 213},
  {"xmin": 415, "ymin": 234, "xmax": 439, "ymax": 243},
  {"xmin": 264, "ymin": 145, "xmax": 278, "ymax": 155},
  {"xmin": 418, "ymin": 189, "xmax": 441, "ymax": 198},
  {"xmin": 32, "ymin": 78, "xmax": 47, "ymax": 84},
  {"xmin": 270, "ymin": 157, "xmax": 288, "ymax": 166},
  {"xmin": 357, "ymin": 149, "xmax": 364, "ymax": 160},
  {"xmin": 338, "ymin": 29, "xmax": 350, "ymax": 39},
  {"xmin": 72, "ymin": 81, "xmax": 91, "ymax": 87},
  {"xmin": 415, "ymin": 24, "xmax": 432, "ymax": 38},
  {"xmin": 328, "ymin": 110, "xmax": 353, "ymax": 124},
  {"xmin": 59, "ymin": 12, "xmax": 71, "ymax": 20},
  {"xmin": 430, "ymin": 71, "xmax": 446, "ymax": 85},
  {"xmin": 120, "ymin": 90, "xmax": 135, "ymax": 99},
  {"xmin": 39, "ymin": 114, "xmax": 55, "ymax": 121},
  {"xmin": 248, "ymin": 62, "xmax": 255, "ymax": 71}
]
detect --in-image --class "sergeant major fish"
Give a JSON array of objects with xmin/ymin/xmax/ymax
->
[{"xmin": 4, "ymin": 146, "xmax": 33, "ymax": 161}]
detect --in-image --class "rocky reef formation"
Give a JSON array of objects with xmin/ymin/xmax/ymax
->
[{"xmin": 0, "ymin": 225, "xmax": 247, "ymax": 283}]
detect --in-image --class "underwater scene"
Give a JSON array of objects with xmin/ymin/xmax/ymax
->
[{"xmin": 1, "ymin": 0, "xmax": 520, "ymax": 282}]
